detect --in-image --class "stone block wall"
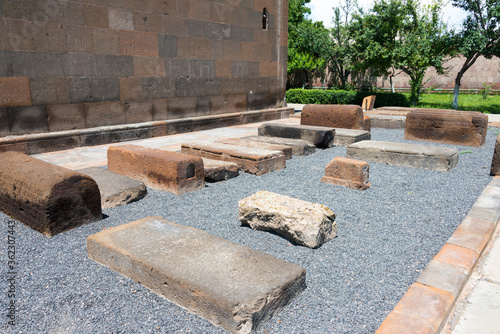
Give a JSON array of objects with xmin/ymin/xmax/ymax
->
[{"xmin": 0, "ymin": 0, "xmax": 288, "ymax": 137}]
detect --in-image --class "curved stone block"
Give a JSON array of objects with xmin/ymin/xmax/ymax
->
[{"xmin": 301, "ymin": 104, "xmax": 364, "ymax": 130}]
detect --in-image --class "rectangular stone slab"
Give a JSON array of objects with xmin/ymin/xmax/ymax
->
[
  {"xmin": 333, "ymin": 128, "xmax": 371, "ymax": 146},
  {"xmin": 258, "ymin": 123, "xmax": 335, "ymax": 148},
  {"xmin": 181, "ymin": 142, "xmax": 286, "ymax": 176},
  {"xmin": 77, "ymin": 167, "xmax": 147, "ymax": 208},
  {"xmin": 217, "ymin": 137, "xmax": 293, "ymax": 160},
  {"xmin": 346, "ymin": 140, "xmax": 459, "ymax": 171},
  {"xmin": 0, "ymin": 151, "xmax": 102, "ymax": 237},
  {"xmin": 404, "ymin": 109, "xmax": 488, "ymax": 147},
  {"xmin": 202, "ymin": 158, "xmax": 240, "ymax": 182},
  {"xmin": 301, "ymin": 104, "xmax": 364, "ymax": 130},
  {"xmin": 367, "ymin": 115, "xmax": 406, "ymax": 129},
  {"xmin": 243, "ymin": 136, "xmax": 315, "ymax": 156},
  {"xmin": 87, "ymin": 216, "xmax": 306, "ymax": 334}
]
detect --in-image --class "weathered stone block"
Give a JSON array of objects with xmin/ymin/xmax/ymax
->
[
  {"xmin": 217, "ymin": 137, "xmax": 293, "ymax": 160},
  {"xmin": 239, "ymin": 191, "xmax": 337, "ymax": 248},
  {"xmin": 69, "ymin": 77, "xmax": 121, "ymax": 103},
  {"xmin": 404, "ymin": 109, "xmax": 488, "ymax": 147},
  {"xmin": 301, "ymin": 104, "xmax": 364, "ymax": 130},
  {"xmin": 47, "ymin": 103, "xmax": 86, "ymax": 132},
  {"xmin": 181, "ymin": 141, "xmax": 285, "ymax": 175},
  {"xmin": 108, "ymin": 145, "xmax": 204, "ymax": 195},
  {"xmin": 119, "ymin": 31, "xmax": 159, "ymax": 57},
  {"xmin": 321, "ymin": 157, "xmax": 370, "ymax": 190},
  {"xmin": 29, "ymin": 77, "xmax": 71, "ymax": 106},
  {"xmin": 108, "ymin": 8, "xmax": 134, "ymax": 30},
  {"xmin": 0, "ymin": 77, "xmax": 31, "ymax": 108},
  {"xmin": 87, "ymin": 216, "xmax": 306, "ymax": 334},
  {"xmin": 85, "ymin": 101, "xmax": 125, "ymax": 127},
  {"xmin": 202, "ymin": 158, "xmax": 240, "ymax": 182},
  {"xmin": 9, "ymin": 105, "xmax": 48, "ymax": 135},
  {"xmin": 124, "ymin": 101, "xmax": 154, "ymax": 124},
  {"xmin": 368, "ymin": 115, "xmax": 406, "ymax": 129},
  {"xmin": 346, "ymin": 140, "xmax": 459, "ymax": 171},
  {"xmin": 78, "ymin": 167, "xmax": 147, "ymax": 208},
  {"xmin": 333, "ymin": 128, "xmax": 371, "ymax": 146},
  {"xmin": 243, "ymin": 136, "xmax": 315, "ymax": 156},
  {"xmin": 362, "ymin": 95, "xmax": 376, "ymax": 111},
  {"xmin": 490, "ymin": 134, "xmax": 500, "ymax": 176},
  {"xmin": 258, "ymin": 123, "xmax": 335, "ymax": 148},
  {"xmin": 0, "ymin": 151, "xmax": 102, "ymax": 237}
]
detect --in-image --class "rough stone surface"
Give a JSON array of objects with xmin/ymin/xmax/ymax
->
[
  {"xmin": 108, "ymin": 145, "xmax": 204, "ymax": 195},
  {"xmin": 301, "ymin": 104, "xmax": 364, "ymax": 130},
  {"xmin": 77, "ymin": 167, "xmax": 147, "ymax": 208},
  {"xmin": 218, "ymin": 137, "xmax": 293, "ymax": 160},
  {"xmin": 258, "ymin": 123, "xmax": 335, "ymax": 148},
  {"xmin": 238, "ymin": 191, "xmax": 337, "ymax": 248},
  {"xmin": 333, "ymin": 128, "xmax": 371, "ymax": 146},
  {"xmin": 362, "ymin": 95, "xmax": 376, "ymax": 111},
  {"xmin": 242, "ymin": 136, "xmax": 315, "ymax": 156},
  {"xmin": 87, "ymin": 216, "xmax": 306, "ymax": 334},
  {"xmin": 181, "ymin": 142, "xmax": 286, "ymax": 176},
  {"xmin": 202, "ymin": 158, "xmax": 240, "ymax": 182},
  {"xmin": 404, "ymin": 109, "xmax": 488, "ymax": 147},
  {"xmin": 321, "ymin": 157, "xmax": 370, "ymax": 190},
  {"xmin": 346, "ymin": 140, "xmax": 459, "ymax": 171},
  {"xmin": 0, "ymin": 151, "xmax": 102, "ymax": 237},
  {"xmin": 368, "ymin": 115, "xmax": 406, "ymax": 129},
  {"xmin": 490, "ymin": 134, "xmax": 500, "ymax": 175}
]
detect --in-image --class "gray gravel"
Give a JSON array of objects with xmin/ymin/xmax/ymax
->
[{"xmin": 1, "ymin": 128, "xmax": 498, "ymax": 334}]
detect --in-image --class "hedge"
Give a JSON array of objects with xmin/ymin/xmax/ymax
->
[{"xmin": 286, "ymin": 89, "xmax": 410, "ymax": 108}]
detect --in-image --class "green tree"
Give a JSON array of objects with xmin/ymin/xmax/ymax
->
[
  {"xmin": 350, "ymin": 0, "xmax": 451, "ymax": 104},
  {"xmin": 287, "ymin": 0, "xmax": 327, "ymax": 88},
  {"xmin": 450, "ymin": 0, "xmax": 500, "ymax": 109}
]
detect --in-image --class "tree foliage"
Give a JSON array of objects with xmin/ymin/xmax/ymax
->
[{"xmin": 450, "ymin": 0, "xmax": 500, "ymax": 109}]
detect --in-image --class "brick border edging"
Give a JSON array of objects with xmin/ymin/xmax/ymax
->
[
  {"xmin": 0, "ymin": 107, "xmax": 292, "ymax": 155},
  {"xmin": 376, "ymin": 177, "xmax": 500, "ymax": 333}
]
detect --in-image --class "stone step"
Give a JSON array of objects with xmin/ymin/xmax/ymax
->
[
  {"xmin": 77, "ymin": 167, "xmax": 147, "ymax": 208},
  {"xmin": 346, "ymin": 140, "xmax": 459, "ymax": 171},
  {"xmin": 202, "ymin": 158, "xmax": 240, "ymax": 182},
  {"xmin": 243, "ymin": 136, "xmax": 315, "ymax": 156},
  {"xmin": 258, "ymin": 123, "xmax": 335, "ymax": 148},
  {"xmin": 181, "ymin": 141, "xmax": 286, "ymax": 176},
  {"xmin": 238, "ymin": 191, "xmax": 337, "ymax": 248},
  {"xmin": 333, "ymin": 128, "xmax": 371, "ymax": 146},
  {"xmin": 108, "ymin": 145, "xmax": 204, "ymax": 195},
  {"xmin": 405, "ymin": 109, "xmax": 488, "ymax": 147},
  {"xmin": 217, "ymin": 138, "xmax": 293, "ymax": 160},
  {"xmin": 0, "ymin": 151, "xmax": 102, "ymax": 237},
  {"xmin": 87, "ymin": 216, "xmax": 306, "ymax": 334}
]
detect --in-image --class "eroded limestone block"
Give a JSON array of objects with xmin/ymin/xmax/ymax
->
[
  {"xmin": 87, "ymin": 216, "xmax": 306, "ymax": 334},
  {"xmin": 0, "ymin": 151, "xmax": 102, "ymax": 237},
  {"xmin": 321, "ymin": 157, "xmax": 370, "ymax": 190},
  {"xmin": 202, "ymin": 158, "xmax": 240, "ymax": 182},
  {"xmin": 258, "ymin": 123, "xmax": 335, "ymax": 148},
  {"xmin": 301, "ymin": 104, "xmax": 364, "ymax": 130},
  {"xmin": 404, "ymin": 109, "xmax": 488, "ymax": 147},
  {"xmin": 107, "ymin": 145, "xmax": 204, "ymax": 195},
  {"xmin": 238, "ymin": 191, "xmax": 337, "ymax": 248},
  {"xmin": 77, "ymin": 167, "xmax": 147, "ymax": 208}
]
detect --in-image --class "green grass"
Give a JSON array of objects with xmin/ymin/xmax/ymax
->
[{"xmin": 403, "ymin": 93, "xmax": 500, "ymax": 114}]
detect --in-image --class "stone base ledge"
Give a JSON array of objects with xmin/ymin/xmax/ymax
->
[{"xmin": 0, "ymin": 107, "xmax": 292, "ymax": 155}]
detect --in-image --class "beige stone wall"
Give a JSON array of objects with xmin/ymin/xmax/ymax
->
[
  {"xmin": 0, "ymin": 0, "xmax": 288, "ymax": 136},
  {"xmin": 377, "ymin": 55, "xmax": 500, "ymax": 91}
]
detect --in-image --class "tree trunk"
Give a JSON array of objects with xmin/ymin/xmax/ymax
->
[
  {"xmin": 452, "ymin": 53, "xmax": 480, "ymax": 109},
  {"xmin": 390, "ymin": 76, "xmax": 395, "ymax": 93},
  {"xmin": 452, "ymin": 81, "xmax": 460, "ymax": 110}
]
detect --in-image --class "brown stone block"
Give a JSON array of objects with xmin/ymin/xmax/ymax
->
[
  {"xmin": 362, "ymin": 95, "xmax": 376, "ymax": 111},
  {"xmin": 209, "ymin": 94, "xmax": 247, "ymax": 114},
  {"xmin": 119, "ymin": 31, "xmax": 159, "ymax": 57},
  {"xmin": 376, "ymin": 310, "xmax": 435, "ymax": 334},
  {"xmin": 168, "ymin": 97, "xmax": 197, "ymax": 119},
  {"xmin": 215, "ymin": 60, "xmax": 232, "ymax": 78},
  {"xmin": 30, "ymin": 77, "xmax": 71, "ymax": 106},
  {"xmin": 85, "ymin": 101, "xmax": 125, "ymax": 127},
  {"xmin": 0, "ymin": 77, "xmax": 32, "ymax": 108},
  {"xmin": 491, "ymin": 134, "xmax": 500, "ymax": 175},
  {"xmin": 133, "ymin": 12, "xmax": 163, "ymax": 33},
  {"xmin": 47, "ymin": 103, "xmax": 86, "ymax": 132},
  {"xmin": 255, "ymin": 43, "xmax": 272, "ymax": 61},
  {"xmin": 163, "ymin": 16, "xmax": 186, "ymax": 36},
  {"xmin": 321, "ymin": 157, "xmax": 370, "ymax": 190},
  {"xmin": 125, "ymin": 101, "xmax": 154, "ymax": 124},
  {"xmin": 151, "ymin": 121, "xmax": 167, "ymax": 137},
  {"xmin": 66, "ymin": 25, "xmax": 94, "ymax": 54},
  {"xmin": 177, "ymin": 36, "xmax": 212, "ymax": 59},
  {"xmin": 404, "ymin": 109, "xmax": 488, "ymax": 147},
  {"xmin": 254, "ymin": 0, "xmax": 276, "ymax": 13},
  {"xmin": 210, "ymin": 2, "xmax": 235, "ymax": 24},
  {"xmin": 154, "ymin": 0, "xmax": 177, "ymax": 15},
  {"xmin": 0, "ymin": 151, "xmax": 102, "ymax": 237},
  {"xmin": 221, "ymin": 40, "xmax": 241, "ymax": 60},
  {"xmin": 133, "ymin": 56, "xmax": 165, "ymax": 77},
  {"xmin": 188, "ymin": 0, "xmax": 210, "ymax": 20},
  {"xmin": 240, "ymin": 42, "xmax": 256, "ymax": 61},
  {"xmin": 92, "ymin": 28, "xmax": 120, "ymax": 55},
  {"xmin": 33, "ymin": 23, "xmax": 68, "ymax": 53},
  {"xmin": 107, "ymin": 145, "xmax": 204, "ymax": 195},
  {"xmin": 181, "ymin": 141, "xmax": 286, "ymax": 175},
  {"xmin": 433, "ymin": 244, "xmax": 479, "ymax": 272},
  {"xmin": 119, "ymin": 77, "xmax": 143, "ymax": 101},
  {"xmin": 84, "ymin": 4, "xmax": 109, "ymax": 28},
  {"xmin": 9, "ymin": 106, "xmax": 48, "ymax": 135},
  {"xmin": 0, "ymin": 18, "xmax": 35, "ymax": 51},
  {"xmin": 259, "ymin": 61, "xmax": 278, "ymax": 77},
  {"xmin": 301, "ymin": 104, "xmax": 365, "ymax": 130}
]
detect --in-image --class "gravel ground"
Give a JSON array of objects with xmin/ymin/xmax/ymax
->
[{"xmin": 1, "ymin": 127, "xmax": 498, "ymax": 334}]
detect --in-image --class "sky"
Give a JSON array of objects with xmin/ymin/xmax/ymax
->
[{"xmin": 306, "ymin": 0, "xmax": 468, "ymax": 29}]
